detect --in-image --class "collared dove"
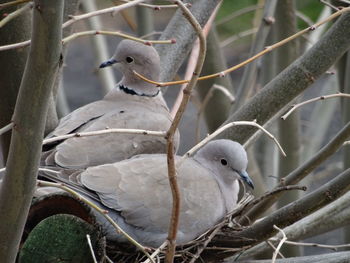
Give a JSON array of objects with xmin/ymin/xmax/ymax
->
[
  {"xmin": 42, "ymin": 39, "xmax": 179, "ymax": 169},
  {"xmin": 41, "ymin": 139, "xmax": 254, "ymax": 247}
]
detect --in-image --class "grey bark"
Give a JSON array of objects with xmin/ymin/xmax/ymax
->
[
  {"xmin": 155, "ymin": 0, "xmax": 221, "ymax": 83},
  {"xmin": 237, "ymin": 191, "xmax": 350, "ymax": 259},
  {"xmin": 0, "ymin": 0, "xmax": 64, "ymax": 261},
  {"xmin": 45, "ymin": 0, "xmax": 80, "ymax": 134},
  {"xmin": 219, "ymin": 11, "xmax": 350, "ymax": 144},
  {"xmin": 341, "ymin": 53, "xmax": 350, "ymax": 244},
  {"xmin": 213, "ymin": 168, "xmax": 350, "ymax": 249},
  {"xmin": 0, "ymin": 1, "xmax": 31, "ymax": 163},
  {"xmin": 274, "ymin": 5, "xmax": 301, "ymax": 247},
  {"xmin": 243, "ymin": 121, "xmax": 350, "ymax": 223}
]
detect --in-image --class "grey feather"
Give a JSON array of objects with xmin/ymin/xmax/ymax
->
[
  {"xmin": 42, "ymin": 39, "xmax": 179, "ymax": 169},
  {"xmin": 39, "ymin": 139, "xmax": 253, "ymax": 247}
]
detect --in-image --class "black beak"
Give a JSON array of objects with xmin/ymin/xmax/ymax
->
[
  {"xmin": 99, "ymin": 58, "xmax": 118, "ymax": 68},
  {"xmin": 238, "ymin": 170, "xmax": 254, "ymax": 189}
]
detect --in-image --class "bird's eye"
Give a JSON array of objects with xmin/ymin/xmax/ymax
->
[
  {"xmin": 126, "ymin": 56, "xmax": 134, "ymax": 63},
  {"xmin": 220, "ymin": 159, "xmax": 228, "ymax": 166}
]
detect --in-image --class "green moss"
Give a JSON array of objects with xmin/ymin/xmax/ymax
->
[{"xmin": 19, "ymin": 214, "xmax": 101, "ymax": 263}]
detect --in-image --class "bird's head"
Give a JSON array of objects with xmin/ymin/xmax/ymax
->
[
  {"xmin": 99, "ymin": 39, "xmax": 160, "ymax": 86},
  {"xmin": 194, "ymin": 139, "xmax": 254, "ymax": 189}
]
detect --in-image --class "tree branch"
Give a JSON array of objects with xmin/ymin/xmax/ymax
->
[
  {"xmin": 214, "ymin": 168, "xmax": 350, "ymax": 249},
  {"xmin": 164, "ymin": 1, "xmax": 207, "ymax": 261},
  {"xmin": 0, "ymin": 0, "xmax": 63, "ymax": 261},
  {"xmin": 219, "ymin": 9, "xmax": 350, "ymax": 143},
  {"xmin": 243, "ymin": 121, "xmax": 350, "ymax": 222}
]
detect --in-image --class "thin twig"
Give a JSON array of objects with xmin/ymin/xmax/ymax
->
[
  {"xmin": 134, "ymin": 7, "xmax": 350, "ymax": 87},
  {"xmin": 86, "ymin": 234, "xmax": 97, "ymax": 263},
  {"xmin": 143, "ymin": 242, "xmax": 167, "ymax": 263},
  {"xmin": 269, "ymin": 240, "xmax": 350, "ymax": 251},
  {"xmin": 216, "ymin": 5, "xmax": 263, "ymax": 26},
  {"xmin": 0, "ymin": 2, "xmax": 33, "ymax": 28},
  {"xmin": 164, "ymin": 1, "xmax": 207, "ymax": 262},
  {"xmin": 0, "ymin": 0, "xmax": 30, "ymax": 10},
  {"xmin": 195, "ymin": 84, "xmax": 234, "ymax": 142},
  {"xmin": 240, "ymin": 185, "xmax": 307, "ymax": 216},
  {"xmin": 42, "ymin": 128, "xmax": 166, "ymax": 145},
  {"xmin": 266, "ymin": 241, "xmax": 285, "ymax": 259},
  {"xmin": 119, "ymin": 0, "xmax": 190, "ymax": 10},
  {"xmin": 220, "ymin": 28, "xmax": 258, "ymax": 48},
  {"xmin": 0, "ymin": 30, "xmax": 173, "ymax": 52},
  {"xmin": 0, "ymin": 39, "xmax": 30, "ymax": 51},
  {"xmin": 188, "ymin": 195, "xmax": 254, "ymax": 263},
  {"xmin": 105, "ymin": 255, "xmax": 114, "ymax": 263},
  {"xmin": 62, "ymin": 30, "xmax": 174, "ymax": 45},
  {"xmin": 62, "ymin": 0, "xmax": 145, "ymax": 29},
  {"xmin": 271, "ymin": 225, "xmax": 287, "ymax": 263},
  {"xmin": 0, "ymin": 123, "xmax": 14, "ymax": 136},
  {"xmin": 170, "ymin": 2, "xmax": 220, "ymax": 117},
  {"xmin": 36, "ymin": 180, "xmax": 155, "ymax": 263},
  {"xmin": 319, "ymin": 0, "xmax": 340, "ymax": 11},
  {"xmin": 281, "ymin": 92, "xmax": 350, "ymax": 120},
  {"xmin": 182, "ymin": 121, "xmax": 286, "ymax": 161}
]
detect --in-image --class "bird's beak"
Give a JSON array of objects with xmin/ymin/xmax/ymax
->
[
  {"xmin": 99, "ymin": 58, "xmax": 118, "ymax": 68},
  {"xmin": 238, "ymin": 170, "xmax": 254, "ymax": 189}
]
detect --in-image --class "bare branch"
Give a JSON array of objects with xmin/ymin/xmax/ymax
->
[
  {"xmin": 319, "ymin": 0, "xmax": 340, "ymax": 11},
  {"xmin": 281, "ymin": 92, "xmax": 350, "ymax": 120},
  {"xmin": 164, "ymin": 0, "xmax": 207, "ymax": 261},
  {"xmin": 183, "ymin": 121, "xmax": 286, "ymax": 161},
  {"xmin": 272, "ymin": 240, "xmax": 350, "ymax": 251},
  {"xmin": 243, "ymin": 121, "xmax": 350, "ymax": 222},
  {"xmin": 220, "ymin": 28, "xmax": 258, "ymax": 48},
  {"xmin": 119, "ymin": 0, "xmax": 190, "ymax": 10},
  {"xmin": 0, "ymin": 123, "xmax": 14, "ymax": 136},
  {"xmin": 134, "ymin": 7, "xmax": 350, "ymax": 87},
  {"xmin": 0, "ymin": 39, "xmax": 30, "ymax": 51},
  {"xmin": 0, "ymin": 1, "xmax": 63, "ymax": 261},
  {"xmin": 86, "ymin": 234, "xmax": 97, "ymax": 263},
  {"xmin": 271, "ymin": 226, "xmax": 287, "ymax": 263},
  {"xmin": 0, "ymin": 0, "xmax": 30, "ymax": 10},
  {"xmin": 142, "ymin": 242, "xmax": 167, "ymax": 263},
  {"xmin": 216, "ymin": 5, "xmax": 263, "ymax": 26},
  {"xmin": 62, "ymin": 30, "xmax": 174, "ymax": 45},
  {"xmin": 62, "ymin": 0, "xmax": 146, "ymax": 29},
  {"xmin": 42, "ymin": 128, "xmax": 166, "ymax": 145},
  {"xmin": 0, "ymin": 2, "xmax": 33, "ymax": 28}
]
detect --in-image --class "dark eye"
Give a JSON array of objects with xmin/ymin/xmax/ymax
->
[
  {"xmin": 126, "ymin": 56, "xmax": 134, "ymax": 63},
  {"xmin": 220, "ymin": 159, "xmax": 228, "ymax": 166}
]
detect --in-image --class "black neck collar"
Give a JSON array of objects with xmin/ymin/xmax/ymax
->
[{"xmin": 119, "ymin": 84, "xmax": 159, "ymax": 98}]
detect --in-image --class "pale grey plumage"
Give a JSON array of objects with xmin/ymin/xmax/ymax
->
[
  {"xmin": 40, "ymin": 139, "xmax": 253, "ymax": 247},
  {"xmin": 42, "ymin": 40, "xmax": 179, "ymax": 169}
]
